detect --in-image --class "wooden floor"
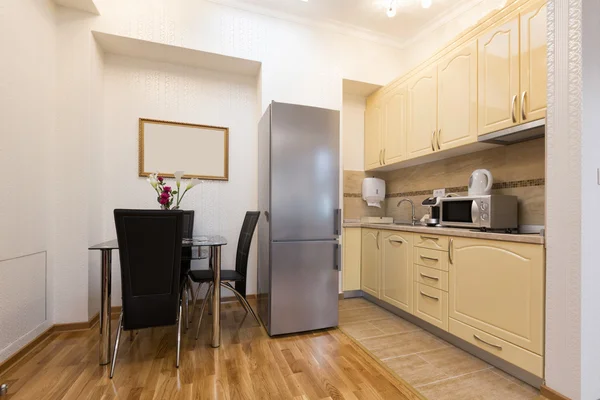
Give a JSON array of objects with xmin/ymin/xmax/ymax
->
[{"xmin": 0, "ymin": 300, "xmax": 425, "ymax": 400}]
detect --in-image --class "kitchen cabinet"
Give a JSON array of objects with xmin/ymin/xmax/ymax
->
[
  {"xmin": 448, "ymin": 237, "xmax": 544, "ymax": 355},
  {"xmin": 414, "ymin": 282, "xmax": 448, "ymax": 330},
  {"xmin": 437, "ymin": 41, "xmax": 478, "ymax": 150},
  {"xmin": 364, "ymin": 96, "xmax": 382, "ymax": 170},
  {"xmin": 342, "ymin": 228, "xmax": 361, "ymax": 292},
  {"xmin": 520, "ymin": 1, "xmax": 547, "ymax": 122},
  {"xmin": 361, "ymin": 229, "xmax": 380, "ymax": 298},
  {"xmin": 407, "ymin": 64, "xmax": 438, "ymax": 159},
  {"xmin": 383, "ymin": 85, "xmax": 408, "ymax": 165},
  {"xmin": 380, "ymin": 231, "xmax": 413, "ymax": 313},
  {"xmin": 478, "ymin": 17, "xmax": 520, "ymax": 135}
]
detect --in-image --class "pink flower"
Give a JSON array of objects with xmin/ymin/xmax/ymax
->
[
  {"xmin": 159, "ymin": 197, "xmax": 169, "ymax": 205},
  {"xmin": 158, "ymin": 176, "xmax": 164, "ymax": 182},
  {"xmin": 160, "ymin": 192, "xmax": 170, "ymax": 199},
  {"xmin": 163, "ymin": 186, "xmax": 171, "ymax": 192}
]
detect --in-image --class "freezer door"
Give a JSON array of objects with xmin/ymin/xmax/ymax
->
[
  {"xmin": 271, "ymin": 102, "xmax": 340, "ymax": 241},
  {"xmin": 269, "ymin": 241, "xmax": 340, "ymax": 336}
]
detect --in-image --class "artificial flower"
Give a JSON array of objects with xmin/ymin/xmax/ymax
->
[
  {"xmin": 186, "ymin": 179, "xmax": 201, "ymax": 190},
  {"xmin": 174, "ymin": 171, "xmax": 185, "ymax": 187}
]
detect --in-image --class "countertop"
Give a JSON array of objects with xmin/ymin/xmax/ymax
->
[{"xmin": 343, "ymin": 220, "xmax": 545, "ymax": 245}]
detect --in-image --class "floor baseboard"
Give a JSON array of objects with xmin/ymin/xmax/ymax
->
[{"xmin": 540, "ymin": 385, "xmax": 571, "ymax": 400}]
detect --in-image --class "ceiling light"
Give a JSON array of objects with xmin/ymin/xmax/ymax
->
[
  {"xmin": 387, "ymin": 0, "xmax": 397, "ymax": 17},
  {"xmin": 421, "ymin": 0, "xmax": 432, "ymax": 8}
]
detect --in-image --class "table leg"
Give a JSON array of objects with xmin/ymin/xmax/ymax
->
[
  {"xmin": 100, "ymin": 250, "xmax": 112, "ymax": 365},
  {"xmin": 211, "ymin": 246, "xmax": 221, "ymax": 348}
]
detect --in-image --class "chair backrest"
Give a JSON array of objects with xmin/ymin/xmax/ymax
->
[
  {"xmin": 114, "ymin": 209, "xmax": 184, "ymax": 330},
  {"xmin": 182, "ymin": 210, "xmax": 194, "ymax": 239},
  {"xmin": 234, "ymin": 211, "xmax": 260, "ymax": 296}
]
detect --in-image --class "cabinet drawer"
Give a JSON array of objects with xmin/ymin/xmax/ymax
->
[
  {"xmin": 414, "ymin": 234, "xmax": 449, "ymax": 251},
  {"xmin": 449, "ymin": 318, "xmax": 543, "ymax": 377},
  {"xmin": 415, "ymin": 264, "xmax": 448, "ymax": 291},
  {"xmin": 413, "ymin": 283, "xmax": 448, "ymax": 331},
  {"xmin": 414, "ymin": 247, "xmax": 449, "ymax": 271}
]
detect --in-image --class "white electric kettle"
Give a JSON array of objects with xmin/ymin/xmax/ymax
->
[{"xmin": 468, "ymin": 169, "xmax": 493, "ymax": 196}]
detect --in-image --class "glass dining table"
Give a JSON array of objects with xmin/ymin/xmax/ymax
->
[{"xmin": 89, "ymin": 235, "xmax": 227, "ymax": 366}]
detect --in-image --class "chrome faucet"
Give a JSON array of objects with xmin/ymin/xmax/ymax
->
[{"xmin": 396, "ymin": 198, "xmax": 417, "ymax": 226}]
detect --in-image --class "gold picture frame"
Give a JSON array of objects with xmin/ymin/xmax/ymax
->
[{"xmin": 138, "ymin": 118, "xmax": 229, "ymax": 181}]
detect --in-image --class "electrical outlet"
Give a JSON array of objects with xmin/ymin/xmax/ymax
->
[{"xmin": 433, "ymin": 188, "xmax": 446, "ymax": 198}]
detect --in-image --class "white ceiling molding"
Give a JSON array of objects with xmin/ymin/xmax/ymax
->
[
  {"xmin": 92, "ymin": 31, "xmax": 262, "ymax": 77},
  {"xmin": 205, "ymin": 0, "xmax": 493, "ymax": 49},
  {"xmin": 52, "ymin": 0, "xmax": 100, "ymax": 15}
]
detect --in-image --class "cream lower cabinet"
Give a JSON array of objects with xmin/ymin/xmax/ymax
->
[
  {"xmin": 342, "ymin": 228, "xmax": 361, "ymax": 292},
  {"xmin": 361, "ymin": 229, "xmax": 380, "ymax": 298},
  {"xmin": 380, "ymin": 231, "xmax": 413, "ymax": 313},
  {"xmin": 448, "ymin": 237, "xmax": 544, "ymax": 360}
]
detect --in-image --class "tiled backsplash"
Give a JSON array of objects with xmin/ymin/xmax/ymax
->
[{"xmin": 344, "ymin": 138, "xmax": 545, "ymax": 225}]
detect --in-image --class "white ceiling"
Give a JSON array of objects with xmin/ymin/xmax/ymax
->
[{"xmin": 209, "ymin": 0, "xmax": 488, "ymax": 47}]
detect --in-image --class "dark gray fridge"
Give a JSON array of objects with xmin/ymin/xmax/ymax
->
[{"xmin": 257, "ymin": 101, "xmax": 341, "ymax": 336}]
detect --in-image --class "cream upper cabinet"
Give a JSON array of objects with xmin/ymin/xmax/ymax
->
[
  {"xmin": 383, "ymin": 85, "xmax": 408, "ymax": 165},
  {"xmin": 520, "ymin": 1, "xmax": 547, "ymax": 122},
  {"xmin": 478, "ymin": 17, "xmax": 520, "ymax": 135},
  {"xmin": 407, "ymin": 65, "xmax": 437, "ymax": 159},
  {"xmin": 342, "ymin": 228, "xmax": 361, "ymax": 292},
  {"xmin": 448, "ymin": 237, "xmax": 544, "ymax": 355},
  {"xmin": 380, "ymin": 231, "xmax": 413, "ymax": 313},
  {"xmin": 364, "ymin": 96, "xmax": 382, "ymax": 170},
  {"xmin": 438, "ymin": 42, "xmax": 478, "ymax": 150},
  {"xmin": 361, "ymin": 229, "xmax": 380, "ymax": 298}
]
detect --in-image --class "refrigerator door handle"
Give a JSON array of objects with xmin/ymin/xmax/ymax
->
[
  {"xmin": 334, "ymin": 209, "xmax": 342, "ymax": 235},
  {"xmin": 334, "ymin": 244, "xmax": 342, "ymax": 271}
]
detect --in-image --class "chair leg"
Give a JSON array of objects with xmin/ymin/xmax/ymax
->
[
  {"xmin": 195, "ymin": 282, "xmax": 213, "ymax": 340},
  {"xmin": 110, "ymin": 312, "xmax": 124, "ymax": 379},
  {"xmin": 190, "ymin": 281, "xmax": 203, "ymax": 321},
  {"xmin": 184, "ymin": 283, "xmax": 190, "ymax": 331},
  {"xmin": 177, "ymin": 302, "xmax": 182, "ymax": 368},
  {"xmin": 222, "ymin": 282, "xmax": 260, "ymax": 325}
]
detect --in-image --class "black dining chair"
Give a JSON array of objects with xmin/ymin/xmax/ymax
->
[
  {"xmin": 181, "ymin": 210, "xmax": 195, "ymax": 328},
  {"xmin": 111, "ymin": 209, "xmax": 185, "ymax": 378},
  {"xmin": 189, "ymin": 211, "xmax": 260, "ymax": 339}
]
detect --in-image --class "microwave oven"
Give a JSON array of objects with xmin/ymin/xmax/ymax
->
[{"xmin": 439, "ymin": 195, "xmax": 518, "ymax": 230}]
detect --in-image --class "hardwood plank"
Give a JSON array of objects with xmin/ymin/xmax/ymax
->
[{"xmin": 0, "ymin": 301, "xmax": 423, "ymax": 400}]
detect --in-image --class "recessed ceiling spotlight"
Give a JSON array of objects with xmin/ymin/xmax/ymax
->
[
  {"xmin": 421, "ymin": 0, "xmax": 432, "ymax": 8},
  {"xmin": 387, "ymin": 0, "xmax": 397, "ymax": 17}
]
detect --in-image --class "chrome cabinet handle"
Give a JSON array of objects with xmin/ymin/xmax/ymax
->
[
  {"xmin": 511, "ymin": 95, "xmax": 517, "ymax": 123},
  {"xmin": 436, "ymin": 129, "xmax": 441, "ymax": 150},
  {"xmin": 431, "ymin": 130, "xmax": 436, "ymax": 151},
  {"xmin": 474, "ymin": 334, "xmax": 503, "ymax": 350},
  {"xmin": 420, "ymin": 291, "xmax": 439, "ymax": 301},
  {"xmin": 449, "ymin": 238, "xmax": 454, "ymax": 264},
  {"xmin": 383, "ymin": 149, "xmax": 386, "ymax": 164},
  {"xmin": 521, "ymin": 91, "xmax": 527, "ymax": 120},
  {"xmin": 420, "ymin": 273, "xmax": 439, "ymax": 281},
  {"xmin": 376, "ymin": 231, "xmax": 380, "ymax": 249},
  {"xmin": 420, "ymin": 255, "xmax": 439, "ymax": 261},
  {"xmin": 420, "ymin": 235, "xmax": 439, "ymax": 241},
  {"xmin": 389, "ymin": 238, "xmax": 403, "ymax": 244},
  {"xmin": 379, "ymin": 149, "xmax": 382, "ymax": 165}
]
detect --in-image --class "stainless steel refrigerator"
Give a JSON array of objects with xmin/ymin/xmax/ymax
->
[{"xmin": 257, "ymin": 101, "xmax": 341, "ymax": 336}]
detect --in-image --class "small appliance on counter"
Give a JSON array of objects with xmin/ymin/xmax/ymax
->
[
  {"xmin": 468, "ymin": 169, "xmax": 493, "ymax": 196},
  {"xmin": 421, "ymin": 197, "xmax": 441, "ymax": 226},
  {"xmin": 439, "ymin": 194, "xmax": 518, "ymax": 231},
  {"xmin": 362, "ymin": 177, "xmax": 385, "ymax": 208}
]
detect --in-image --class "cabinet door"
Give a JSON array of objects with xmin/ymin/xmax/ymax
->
[
  {"xmin": 407, "ymin": 65, "xmax": 437, "ymax": 159},
  {"xmin": 364, "ymin": 96, "xmax": 382, "ymax": 171},
  {"xmin": 380, "ymin": 231, "xmax": 413, "ymax": 313},
  {"xmin": 520, "ymin": 1, "xmax": 547, "ymax": 122},
  {"xmin": 361, "ymin": 229, "xmax": 380, "ymax": 298},
  {"xmin": 342, "ymin": 228, "xmax": 361, "ymax": 292},
  {"xmin": 438, "ymin": 42, "xmax": 478, "ymax": 150},
  {"xmin": 449, "ymin": 237, "xmax": 544, "ymax": 354},
  {"xmin": 383, "ymin": 85, "xmax": 407, "ymax": 165},
  {"xmin": 478, "ymin": 18, "xmax": 520, "ymax": 135}
]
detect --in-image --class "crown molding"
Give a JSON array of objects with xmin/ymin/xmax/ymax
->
[{"xmin": 205, "ymin": 0, "xmax": 492, "ymax": 50}]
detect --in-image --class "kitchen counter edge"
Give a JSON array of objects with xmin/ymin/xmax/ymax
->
[{"xmin": 342, "ymin": 222, "xmax": 544, "ymax": 245}]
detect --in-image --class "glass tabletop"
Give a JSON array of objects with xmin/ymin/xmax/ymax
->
[{"xmin": 89, "ymin": 235, "xmax": 227, "ymax": 250}]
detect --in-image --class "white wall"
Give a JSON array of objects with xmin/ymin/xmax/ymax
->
[
  {"xmin": 342, "ymin": 93, "xmax": 366, "ymax": 172},
  {"xmin": 0, "ymin": 0, "xmax": 56, "ymax": 363},
  {"xmin": 101, "ymin": 54, "xmax": 258, "ymax": 303}
]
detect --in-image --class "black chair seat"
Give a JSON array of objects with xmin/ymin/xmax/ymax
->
[{"xmin": 189, "ymin": 269, "xmax": 244, "ymax": 283}]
